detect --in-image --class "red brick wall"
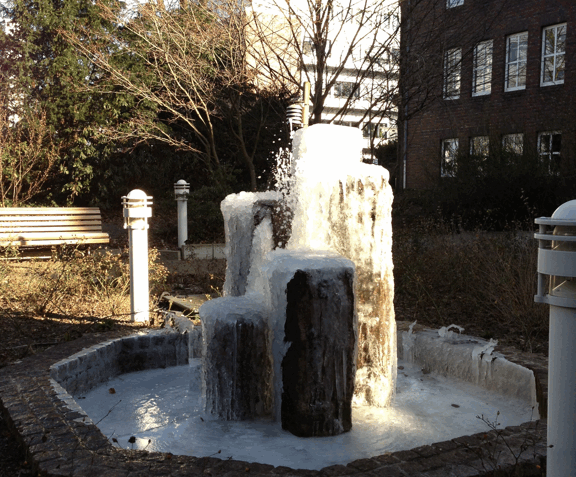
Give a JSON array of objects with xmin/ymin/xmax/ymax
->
[{"xmin": 399, "ymin": 0, "xmax": 576, "ymax": 189}]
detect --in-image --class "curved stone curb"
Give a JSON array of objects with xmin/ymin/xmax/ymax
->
[{"xmin": 1, "ymin": 329, "xmax": 547, "ymax": 476}]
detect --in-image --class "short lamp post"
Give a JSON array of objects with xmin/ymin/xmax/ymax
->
[
  {"xmin": 123, "ymin": 189, "xmax": 152, "ymax": 323},
  {"xmin": 174, "ymin": 180, "xmax": 190, "ymax": 254},
  {"xmin": 534, "ymin": 199, "xmax": 576, "ymax": 477}
]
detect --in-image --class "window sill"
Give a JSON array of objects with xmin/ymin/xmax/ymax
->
[
  {"xmin": 540, "ymin": 81, "xmax": 564, "ymax": 87},
  {"xmin": 504, "ymin": 87, "xmax": 526, "ymax": 93}
]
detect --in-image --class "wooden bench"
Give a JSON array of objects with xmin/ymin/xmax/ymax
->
[{"xmin": 0, "ymin": 207, "xmax": 110, "ymax": 249}]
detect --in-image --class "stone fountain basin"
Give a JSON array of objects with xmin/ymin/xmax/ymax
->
[{"xmin": 0, "ymin": 321, "xmax": 548, "ymax": 476}]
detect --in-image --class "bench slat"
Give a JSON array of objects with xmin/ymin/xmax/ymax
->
[
  {"xmin": 0, "ymin": 207, "xmax": 101, "ymax": 215},
  {"xmin": 0, "ymin": 231, "xmax": 109, "ymax": 239},
  {"xmin": 0, "ymin": 216, "xmax": 102, "ymax": 223},
  {"xmin": 0, "ymin": 220, "xmax": 102, "ymax": 228},
  {"xmin": 0, "ymin": 237, "xmax": 110, "ymax": 247},
  {"xmin": 0, "ymin": 225, "xmax": 103, "ymax": 233}
]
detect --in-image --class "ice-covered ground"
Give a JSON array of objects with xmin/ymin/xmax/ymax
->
[{"xmin": 76, "ymin": 359, "xmax": 535, "ymax": 470}]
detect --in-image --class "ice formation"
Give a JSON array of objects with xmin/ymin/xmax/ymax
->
[
  {"xmin": 200, "ymin": 123, "xmax": 396, "ymax": 435},
  {"xmin": 284, "ymin": 124, "xmax": 396, "ymax": 408},
  {"xmin": 438, "ymin": 324, "xmax": 465, "ymax": 338}
]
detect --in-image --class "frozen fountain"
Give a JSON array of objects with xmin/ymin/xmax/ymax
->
[
  {"xmin": 39, "ymin": 124, "xmax": 541, "ymax": 473},
  {"xmin": 199, "ymin": 124, "xmax": 395, "ymax": 437}
]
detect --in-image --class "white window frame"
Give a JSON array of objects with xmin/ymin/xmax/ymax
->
[
  {"xmin": 441, "ymin": 138, "xmax": 458, "ymax": 177},
  {"xmin": 362, "ymin": 123, "xmax": 387, "ymax": 140},
  {"xmin": 502, "ymin": 133, "xmax": 524, "ymax": 154},
  {"xmin": 302, "ymin": 38, "xmax": 331, "ymax": 58},
  {"xmin": 541, "ymin": 24, "xmax": 566, "ymax": 86},
  {"xmin": 443, "ymin": 48, "xmax": 461, "ymax": 100},
  {"xmin": 470, "ymin": 136, "xmax": 489, "ymax": 158},
  {"xmin": 538, "ymin": 131, "xmax": 561, "ymax": 174},
  {"xmin": 446, "ymin": 0, "xmax": 464, "ymax": 8},
  {"xmin": 505, "ymin": 32, "xmax": 528, "ymax": 92},
  {"xmin": 333, "ymin": 82, "xmax": 360, "ymax": 99},
  {"xmin": 472, "ymin": 40, "xmax": 493, "ymax": 96},
  {"xmin": 303, "ymin": 37, "xmax": 314, "ymax": 57}
]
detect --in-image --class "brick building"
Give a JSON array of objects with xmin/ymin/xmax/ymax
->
[{"xmin": 398, "ymin": 0, "xmax": 576, "ymax": 190}]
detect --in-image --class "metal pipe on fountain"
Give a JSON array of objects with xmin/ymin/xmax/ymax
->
[
  {"xmin": 534, "ymin": 199, "xmax": 576, "ymax": 477},
  {"xmin": 174, "ymin": 179, "xmax": 190, "ymax": 255},
  {"xmin": 122, "ymin": 189, "xmax": 153, "ymax": 323},
  {"xmin": 302, "ymin": 81, "xmax": 310, "ymax": 128}
]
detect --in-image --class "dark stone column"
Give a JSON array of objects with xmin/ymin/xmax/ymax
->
[
  {"xmin": 199, "ymin": 297, "xmax": 272, "ymax": 420},
  {"xmin": 281, "ymin": 268, "xmax": 356, "ymax": 437}
]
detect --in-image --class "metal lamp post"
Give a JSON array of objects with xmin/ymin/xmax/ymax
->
[
  {"xmin": 122, "ymin": 189, "xmax": 152, "ymax": 323},
  {"xmin": 174, "ymin": 180, "xmax": 190, "ymax": 256},
  {"xmin": 534, "ymin": 199, "xmax": 576, "ymax": 477}
]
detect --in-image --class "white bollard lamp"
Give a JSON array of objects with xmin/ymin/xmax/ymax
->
[
  {"xmin": 174, "ymin": 180, "xmax": 190, "ymax": 254},
  {"xmin": 534, "ymin": 199, "xmax": 576, "ymax": 477},
  {"xmin": 122, "ymin": 189, "xmax": 153, "ymax": 323}
]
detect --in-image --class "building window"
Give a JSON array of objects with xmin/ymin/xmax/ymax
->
[
  {"xmin": 363, "ymin": 123, "xmax": 386, "ymax": 139},
  {"xmin": 334, "ymin": 82, "xmax": 360, "ymax": 99},
  {"xmin": 502, "ymin": 133, "xmax": 524, "ymax": 154},
  {"xmin": 538, "ymin": 132, "xmax": 561, "ymax": 173},
  {"xmin": 541, "ymin": 24, "xmax": 566, "ymax": 86},
  {"xmin": 303, "ymin": 38, "xmax": 331, "ymax": 58},
  {"xmin": 473, "ymin": 41, "xmax": 493, "ymax": 96},
  {"xmin": 444, "ymin": 48, "xmax": 461, "ymax": 99},
  {"xmin": 303, "ymin": 37, "xmax": 314, "ymax": 56},
  {"xmin": 470, "ymin": 136, "xmax": 489, "ymax": 158},
  {"xmin": 447, "ymin": 0, "xmax": 464, "ymax": 8},
  {"xmin": 441, "ymin": 138, "xmax": 458, "ymax": 177},
  {"xmin": 505, "ymin": 32, "xmax": 528, "ymax": 91}
]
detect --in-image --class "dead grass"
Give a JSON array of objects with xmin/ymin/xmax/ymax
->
[
  {"xmin": 0, "ymin": 247, "xmax": 169, "ymax": 367},
  {"xmin": 0, "ymin": 248, "xmax": 227, "ymax": 368},
  {"xmin": 393, "ymin": 219, "xmax": 549, "ymax": 355},
  {"xmin": 0, "ymin": 247, "xmax": 168, "ymax": 319}
]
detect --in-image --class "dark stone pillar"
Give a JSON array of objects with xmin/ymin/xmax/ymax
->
[
  {"xmin": 199, "ymin": 296, "xmax": 272, "ymax": 420},
  {"xmin": 281, "ymin": 268, "xmax": 356, "ymax": 437}
]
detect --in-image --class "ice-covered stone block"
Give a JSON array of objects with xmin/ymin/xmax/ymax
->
[
  {"xmin": 286, "ymin": 124, "xmax": 396, "ymax": 408},
  {"xmin": 263, "ymin": 250, "xmax": 356, "ymax": 436},
  {"xmin": 221, "ymin": 191, "xmax": 280, "ymax": 296},
  {"xmin": 199, "ymin": 295, "xmax": 272, "ymax": 420}
]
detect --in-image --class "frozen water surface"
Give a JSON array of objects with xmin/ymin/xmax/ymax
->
[{"xmin": 76, "ymin": 359, "xmax": 535, "ymax": 470}]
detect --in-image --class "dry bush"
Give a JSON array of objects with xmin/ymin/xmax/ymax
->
[
  {"xmin": 0, "ymin": 247, "xmax": 169, "ymax": 321},
  {"xmin": 393, "ymin": 221, "xmax": 548, "ymax": 354}
]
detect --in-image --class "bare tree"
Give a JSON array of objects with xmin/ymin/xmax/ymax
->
[
  {"xmin": 63, "ymin": 0, "xmax": 290, "ymax": 192},
  {"xmin": 247, "ymin": 0, "xmax": 401, "ymax": 149}
]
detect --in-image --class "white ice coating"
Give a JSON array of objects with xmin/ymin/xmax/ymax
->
[
  {"xmin": 260, "ymin": 249, "xmax": 356, "ymax": 421},
  {"xmin": 438, "ymin": 324, "xmax": 465, "ymax": 338},
  {"xmin": 399, "ymin": 329, "xmax": 539, "ymax": 413},
  {"xmin": 221, "ymin": 191, "xmax": 280, "ymax": 296},
  {"xmin": 287, "ymin": 124, "xmax": 389, "ymax": 250},
  {"xmin": 245, "ymin": 216, "xmax": 274, "ymax": 294}
]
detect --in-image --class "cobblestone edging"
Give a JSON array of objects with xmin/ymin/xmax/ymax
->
[{"xmin": 1, "ymin": 329, "xmax": 548, "ymax": 477}]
